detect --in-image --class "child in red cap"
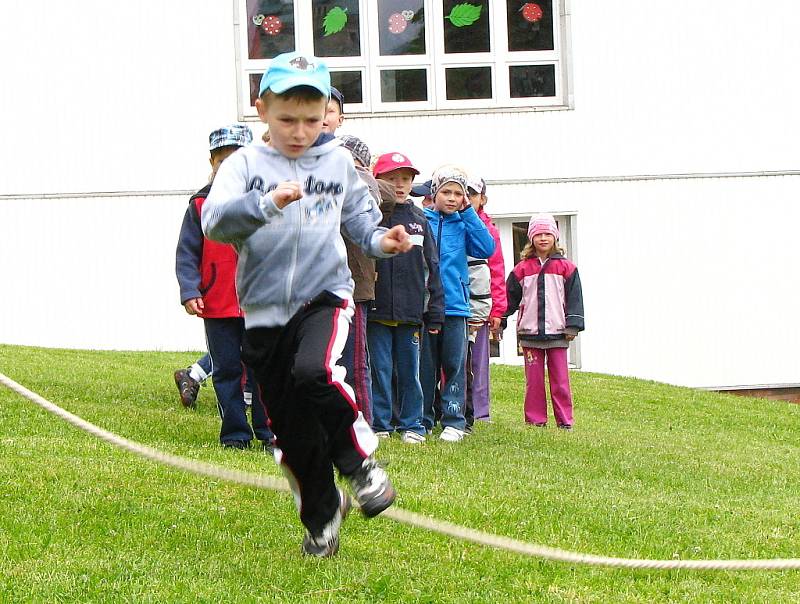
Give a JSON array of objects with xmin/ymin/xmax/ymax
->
[{"xmin": 369, "ymin": 152, "xmax": 445, "ymax": 443}]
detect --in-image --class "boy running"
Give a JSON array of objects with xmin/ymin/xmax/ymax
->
[{"xmin": 202, "ymin": 52, "xmax": 411, "ymax": 557}]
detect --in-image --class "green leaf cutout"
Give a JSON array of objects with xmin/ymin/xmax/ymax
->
[
  {"xmin": 323, "ymin": 6, "xmax": 348, "ymax": 36},
  {"xmin": 445, "ymin": 3, "xmax": 482, "ymax": 27}
]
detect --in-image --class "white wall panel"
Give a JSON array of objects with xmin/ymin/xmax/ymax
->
[
  {"xmin": 0, "ymin": 1, "xmax": 239, "ymax": 196},
  {"xmin": 486, "ymin": 174, "xmax": 800, "ymax": 388},
  {"xmin": 2, "ymin": 174, "xmax": 797, "ymax": 389},
  {"xmin": 0, "ymin": 194, "xmax": 206, "ymax": 352}
]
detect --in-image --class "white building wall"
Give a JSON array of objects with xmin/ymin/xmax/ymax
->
[
  {"xmin": 0, "ymin": 193, "xmax": 206, "ymax": 352},
  {"xmin": 487, "ymin": 174, "xmax": 800, "ymax": 388},
  {"xmin": 1, "ymin": 1, "xmax": 799, "ymax": 388}
]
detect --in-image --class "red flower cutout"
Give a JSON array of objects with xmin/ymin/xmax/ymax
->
[
  {"xmin": 262, "ymin": 15, "xmax": 283, "ymax": 36},
  {"xmin": 388, "ymin": 12, "xmax": 407, "ymax": 34},
  {"xmin": 521, "ymin": 3, "xmax": 543, "ymax": 23}
]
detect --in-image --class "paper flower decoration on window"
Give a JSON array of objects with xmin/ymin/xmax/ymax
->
[
  {"xmin": 445, "ymin": 3, "xmax": 482, "ymax": 27},
  {"xmin": 388, "ymin": 12, "xmax": 408, "ymax": 34},
  {"xmin": 262, "ymin": 15, "xmax": 283, "ymax": 35},
  {"xmin": 323, "ymin": 7, "xmax": 348, "ymax": 36},
  {"xmin": 521, "ymin": 3, "xmax": 543, "ymax": 23}
]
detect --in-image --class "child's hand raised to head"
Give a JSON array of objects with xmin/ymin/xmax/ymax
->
[
  {"xmin": 272, "ymin": 182, "xmax": 303, "ymax": 209},
  {"xmin": 380, "ymin": 224, "xmax": 413, "ymax": 254}
]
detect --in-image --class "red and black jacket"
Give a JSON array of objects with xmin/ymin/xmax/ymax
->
[{"xmin": 175, "ymin": 184, "xmax": 242, "ymax": 318}]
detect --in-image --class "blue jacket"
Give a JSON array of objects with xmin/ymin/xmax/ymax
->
[{"xmin": 423, "ymin": 206, "xmax": 495, "ymax": 317}]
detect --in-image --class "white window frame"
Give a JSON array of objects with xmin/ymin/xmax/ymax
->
[{"xmin": 235, "ymin": 0, "xmax": 571, "ymax": 119}]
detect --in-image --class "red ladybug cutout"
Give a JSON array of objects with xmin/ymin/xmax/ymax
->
[
  {"xmin": 262, "ymin": 15, "xmax": 283, "ymax": 36},
  {"xmin": 388, "ymin": 12, "xmax": 407, "ymax": 34},
  {"xmin": 521, "ymin": 3, "xmax": 543, "ymax": 23}
]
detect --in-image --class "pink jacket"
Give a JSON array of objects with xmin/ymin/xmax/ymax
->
[{"xmin": 478, "ymin": 208, "xmax": 508, "ymax": 319}]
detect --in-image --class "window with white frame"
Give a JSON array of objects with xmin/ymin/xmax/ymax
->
[{"xmin": 237, "ymin": 0, "xmax": 569, "ymax": 116}]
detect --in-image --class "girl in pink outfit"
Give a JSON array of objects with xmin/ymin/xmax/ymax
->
[{"xmin": 504, "ymin": 214, "xmax": 584, "ymax": 429}]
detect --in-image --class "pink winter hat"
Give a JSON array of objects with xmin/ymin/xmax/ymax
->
[{"xmin": 528, "ymin": 213, "xmax": 560, "ymax": 241}]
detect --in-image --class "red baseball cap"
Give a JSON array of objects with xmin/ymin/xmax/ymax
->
[{"xmin": 373, "ymin": 152, "xmax": 420, "ymax": 177}]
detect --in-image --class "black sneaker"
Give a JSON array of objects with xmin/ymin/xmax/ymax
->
[
  {"xmin": 222, "ymin": 440, "xmax": 250, "ymax": 450},
  {"xmin": 301, "ymin": 489, "xmax": 352, "ymax": 558},
  {"xmin": 173, "ymin": 368, "xmax": 200, "ymax": 409},
  {"xmin": 345, "ymin": 456, "xmax": 396, "ymax": 518},
  {"xmin": 557, "ymin": 424, "xmax": 573, "ymax": 431}
]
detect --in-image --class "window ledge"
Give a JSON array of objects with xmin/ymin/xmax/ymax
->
[{"xmin": 240, "ymin": 103, "xmax": 574, "ymax": 122}]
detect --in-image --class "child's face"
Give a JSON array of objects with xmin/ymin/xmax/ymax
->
[
  {"xmin": 469, "ymin": 192, "xmax": 485, "ymax": 212},
  {"xmin": 377, "ymin": 168, "xmax": 415, "ymax": 202},
  {"xmin": 209, "ymin": 146, "xmax": 239, "ymax": 179},
  {"xmin": 322, "ymin": 100, "xmax": 343, "ymax": 134},
  {"xmin": 434, "ymin": 182, "xmax": 465, "ymax": 214},
  {"xmin": 532, "ymin": 233, "xmax": 556, "ymax": 255},
  {"xmin": 256, "ymin": 94, "xmax": 327, "ymax": 159}
]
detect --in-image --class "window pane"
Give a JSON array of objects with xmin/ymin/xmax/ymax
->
[
  {"xmin": 312, "ymin": 0, "xmax": 361, "ymax": 57},
  {"xmin": 443, "ymin": 0, "xmax": 490, "ymax": 54},
  {"xmin": 506, "ymin": 1, "xmax": 554, "ymax": 52},
  {"xmin": 330, "ymin": 70, "xmax": 363, "ymax": 104},
  {"xmin": 378, "ymin": 0, "xmax": 426, "ymax": 56},
  {"xmin": 380, "ymin": 69, "xmax": 428, "ymax": 102},
  {"xmin": 509, "ymin": 64, "xmax": 556, "ymax": 97},
  {"xmin": 247, "ymin": 0, "xmax": 296, "ymax": 59},
  {"xmin": 445, "ymin": 66, "xmax": 492, "ymax": 100},
  {"xmin": 249, "ymin": 73, "xmax": 262, "ymax": 106}
]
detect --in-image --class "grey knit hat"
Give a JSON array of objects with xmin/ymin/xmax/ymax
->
[
  {"xmin": 338, "ymin": 134, "xmax": 371, "ymax": 168},
  {"xmin": 430, "ymin": 166, "xmax": 469, "ymax": 199}
]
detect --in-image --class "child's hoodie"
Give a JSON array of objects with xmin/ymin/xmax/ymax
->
[{"xmin": 202, "ymin": 135, "xmax": 391, "ymax": 328}]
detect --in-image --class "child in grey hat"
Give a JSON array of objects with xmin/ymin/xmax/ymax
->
[{"xmin": 420, "ymin": 166, "xmax": 495, "ymax": 442}]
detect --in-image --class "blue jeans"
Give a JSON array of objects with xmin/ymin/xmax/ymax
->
[
  {"xmin": 340, "ymin": 301, "xmax": 373, "ymax": 425},
  {"xmin": 196, "ymin": 353, "xmax": 213, "ymax": 380},
  {"xmin": 420, "ymin": 316, "xmax": 467, "ymax": 431},
  {"xmin": 367, "ymin": 322, "xmax": 425, "ymax": 436},
  {"xmin": 205, "ymin": 317, "xmax": 272, "ymax": 445}
]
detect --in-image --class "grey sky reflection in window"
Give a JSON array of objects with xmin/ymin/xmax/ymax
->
[
  {"xmin": 506, "ymin": 0, "xmax": 554, "ymax": 52},
  {"xmin": 380, "ymin": 69, "xmax": 428, "ymax": 102},
  {"xmin": 331, "ymin": 71, "xmax": 363, "ymax": 104},
  {"xmin": 509, "ymin": 64, "xmax": 556, "ymax": 97},
  {"xmin": 378, "ymin": 0, "xmax": 426, "ymax": 55},
  {"xmin": 313, "ymin": 0, "xmax": 361, "ymax": 57},
  {"xmin": 445, "ymin": 66, "xmax": 492, "ymax": 99},
  {"xmin": 443, "ymin": 0, "xmax": 490, "ymax": 54},
  {"xmin": 247, "ymin": 0, "xmax": 296, "ymax": 59}
]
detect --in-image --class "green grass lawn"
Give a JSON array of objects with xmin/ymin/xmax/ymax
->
[{"xmin": 1, "ymin": 344, "xmax": 799, "ymax": 603}]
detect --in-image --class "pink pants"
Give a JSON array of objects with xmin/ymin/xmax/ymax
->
[{"xmin": 523, "ymin": 347, "xmax": 573, "ymax": 426}]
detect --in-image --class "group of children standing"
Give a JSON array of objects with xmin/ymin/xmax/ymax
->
[{"xmin": 173, "ymin": 52, "xmax": 584, "ymax": 557}]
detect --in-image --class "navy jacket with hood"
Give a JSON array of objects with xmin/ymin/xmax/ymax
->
[{"xmin": 370, "ymin": 201, "xmax": 444, "ymax": 330}]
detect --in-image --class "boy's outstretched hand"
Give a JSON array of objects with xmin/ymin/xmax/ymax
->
[
  {"xmin": 272, "ymin": 182, "xmax": 303, "ymax": 209},
  {"xmin": 380, "ymin": 224, "xmax": 413, "ymax": 254}
]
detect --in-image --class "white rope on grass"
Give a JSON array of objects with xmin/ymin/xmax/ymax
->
[{"xmin": 2, "ymin": 370, "xmax": 799, "ymax": 571}]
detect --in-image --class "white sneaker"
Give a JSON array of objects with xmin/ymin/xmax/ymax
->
[
  {"xmin": 301, "ymin": 488, "xmax": 351, "ymax": 558},
  {"xmin": 439, "ymin": 426, "xmax": 465, "ymax": 442},
  {"xmin": 400, "ymin": 431, "xmax": 425, "ymax": 444},
  {"xmin": 374, "ymin": 431, "xmax": 391, "ymax": 439},
  {"xmin": 345, "ymin": 456, "xmax": 396, "ymax": 518}
]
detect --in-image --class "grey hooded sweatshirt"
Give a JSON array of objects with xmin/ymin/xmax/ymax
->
[{"xmin": 202, "ymin": 136, "xmax": 391, "ymax": 328}]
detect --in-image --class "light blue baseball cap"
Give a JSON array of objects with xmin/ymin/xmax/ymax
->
[{"xmin": 258, "ymin": 52, "xmax": 331, "ymax": 98}]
